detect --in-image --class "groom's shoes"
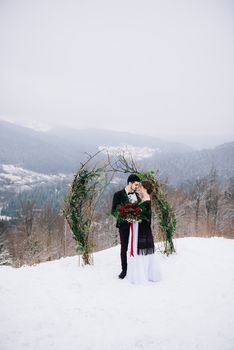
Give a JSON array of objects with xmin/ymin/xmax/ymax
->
[{"xmin": 118, "ymin": 270, "xmax": 127, "ymax": 279}]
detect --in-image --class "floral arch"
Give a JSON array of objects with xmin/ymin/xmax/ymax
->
[{"xmin": 62, "ymin": 150, "xmax": 176, "ymax": 264}]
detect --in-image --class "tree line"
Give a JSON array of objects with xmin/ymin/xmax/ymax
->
[{"xmin": 0, "ymin": 167, "xmax": 233, "ymax": 267}]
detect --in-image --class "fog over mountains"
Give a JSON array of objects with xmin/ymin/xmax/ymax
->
[{"xmin": 0, "ymin": 120, "xmax": 233, "ymax": 188}]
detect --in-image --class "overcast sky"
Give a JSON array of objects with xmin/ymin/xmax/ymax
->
[{"xmin": 0, "ymin": 0, "xmax": 233, "ymax": 148}]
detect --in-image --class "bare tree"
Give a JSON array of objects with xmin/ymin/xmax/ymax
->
[
  {"xmin": 18, "ymin": 198, "xmax": 36, "ymax": 236},
  {"xmin": 191, "ymin": 177, "xmax": 207, "ymax": 234},
  {"xmin": 205, "ymin": 167, "xmax": 221, "ymax": 235}
]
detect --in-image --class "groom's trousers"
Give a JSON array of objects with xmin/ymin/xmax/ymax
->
[{"xmin": 119, "ymin": 226, "xmax": 130, "ymax": 272}]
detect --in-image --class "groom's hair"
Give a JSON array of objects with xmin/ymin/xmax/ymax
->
[{"xmin": 127, "ymin": 174, "xmax": 140, "ymax": 184}]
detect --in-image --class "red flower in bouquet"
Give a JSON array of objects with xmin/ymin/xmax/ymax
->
[{"xmin": 114, "ymin": 201, "xmax": 146, "ymax": 223}]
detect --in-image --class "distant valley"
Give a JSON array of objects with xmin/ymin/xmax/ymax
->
[
  {"xmin": 0, "ymin": 120, "xmax": 233, "ymax": 191},
  {"xmin": 0, "ymin": 121, "xmax": 233, "ymax": 260}
]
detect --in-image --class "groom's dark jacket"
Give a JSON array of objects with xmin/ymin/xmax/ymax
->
[{"xmin": 111, "ymin": 188, "xmax": 140, "ymax": 229}]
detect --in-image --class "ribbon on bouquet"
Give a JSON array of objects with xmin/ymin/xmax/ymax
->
[{"xmin": 130, "ymin": 222, "xmax": 134, "ymax": 257}]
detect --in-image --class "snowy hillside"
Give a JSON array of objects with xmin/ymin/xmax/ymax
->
[
  {"xmin": 0, "ymin": 164, "xmax": 68, "ymax": 192},
  {"xmin": 0, "ymin": 237, "xmax": 233, "ymax": 350},
  {"xmin": 98, "ymin": 144, "xmax": 160, "ymax": 160}
]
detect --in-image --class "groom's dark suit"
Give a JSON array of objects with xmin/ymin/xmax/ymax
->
[{"xmin": 111, "ymin": 188, "xmax": 139, "ymax": 273}]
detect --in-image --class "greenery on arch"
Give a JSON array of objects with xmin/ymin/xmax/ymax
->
[
  {"xmin": 137, "ymin": 171, "xmax": 176, "ymax": 255},
  {"xmin": 62, "ymin": 151, "xmax": 177, "ymax": 264},
  {"xmin": 62, "ymin": 161, "xmax": 102, "ymax": 264}
]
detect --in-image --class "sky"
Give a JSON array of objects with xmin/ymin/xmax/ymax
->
[{"xmin": 0, "ymin": 0, "xmax": 233, "ymax": 148}]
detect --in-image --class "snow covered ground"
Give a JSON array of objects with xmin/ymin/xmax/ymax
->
[{"xmin": 0, "ymin": 237, "xmax": 233, "ymax": 350}]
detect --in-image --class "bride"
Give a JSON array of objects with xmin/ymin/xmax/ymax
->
[{"xmin": 126, "ymin": 180, "xmax": 162, "ymax": 284}]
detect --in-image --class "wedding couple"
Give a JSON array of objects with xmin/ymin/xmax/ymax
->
[{"xmin": 111, "ymin": 174, "xmax": 162, "ymax": 284}]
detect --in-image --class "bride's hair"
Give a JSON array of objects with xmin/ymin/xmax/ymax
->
[{"xmin": 141, "ymin": 180, "xmax": 153, "ymax": 194}]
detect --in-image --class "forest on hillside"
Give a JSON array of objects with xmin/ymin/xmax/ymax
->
[{"xmin": 0, "ymin": 167, "xmax": 233, "ymax": 267}]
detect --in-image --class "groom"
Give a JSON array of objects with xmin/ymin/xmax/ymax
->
[{"xmin": 111, "ymin": 174, "xmax": 141, "ymax": 279}]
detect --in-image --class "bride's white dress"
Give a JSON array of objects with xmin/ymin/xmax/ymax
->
[{"xmin": 126, "ymin": 222, "xmax": 162, "ymax": 284}]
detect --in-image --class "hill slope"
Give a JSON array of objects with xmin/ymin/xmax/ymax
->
[
  {"xmin": 0, "ymin": 120, "xmax": 192, "ymax": 174},
  {"xmin": 0, "ymin": 237, "xmax": 233, "ymax": 350},
  {"xmin": 0, "ymin": 121, "xmax": 233, "ymax": 186},
  {"xmin": 150, "ymin": 142, "xmax": 234, "ymax": 186}
]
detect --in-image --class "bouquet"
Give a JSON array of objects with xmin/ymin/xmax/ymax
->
[{"xmin": 113, "ymin": 201, "xmax": 147, "ymax": 223}]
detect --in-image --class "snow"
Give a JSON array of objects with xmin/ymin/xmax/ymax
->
[
  {"xmin": 0, "ymin": 215, "xmax": 11, "ymax": 221},
  {"xmin": 0, "ymin": 164, "xmax": 67, "ymax": 192},
  {"xmin": 0, "ymin": 237, "xmax": 233, "ymax": 350},
  {"xmin": 0, "ymin": 207, "xmax": 11, "ymax": 221},
  {"xmin": 98, "ymin": 144, "xmax": 160, "ymax": 160},
  {"xmin": 1, "ymin": 164, "xmax": 66, "ymax": 182}
]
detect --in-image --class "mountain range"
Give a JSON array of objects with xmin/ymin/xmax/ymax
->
[{"xmin": 0, "ymin": 120, "xmax": 233, "ymax": 187}]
